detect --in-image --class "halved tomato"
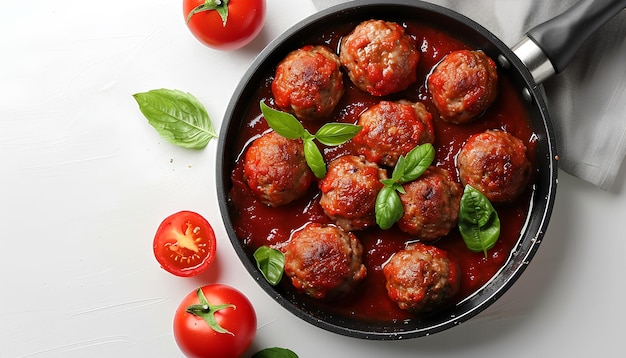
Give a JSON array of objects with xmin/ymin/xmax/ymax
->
[{"xmin": 153, "ymin": 211, "xmax": 216, "ymax": 277}]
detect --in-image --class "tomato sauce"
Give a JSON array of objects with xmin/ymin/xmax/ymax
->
[{"xmin": 227, "ymin": 21, "xmax": 535, "ymax": 322}]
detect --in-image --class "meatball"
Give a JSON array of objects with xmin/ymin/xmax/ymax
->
[
  {"xmin": 457, "ymin": 129, "xmax": 531, "ymax": 203},
  {"xmin": 383, "ymin": 242, "xmax": 460, "ymax": 313},
  {"xmin": 340, "ymin": 19, "xmax": 419, "ymax": 96},
  {"xmin": 428, "ymin": 50, "xmax": 498, "ymax": 124},
  {"xmin": 272, "ymin": 45, "xmax": 344, "ymax": 121},
  {"xmin": 284, "ymin": 223, "xmax": 367, "ymax": 300},
  {"xmin": 243, "ymin": 131, "xmax": 314, "ymax": 207},
  {"xmin": 319, "ymin": 155, "xmax": 387, "ymax": 231},
  {"xmin": 352, "ymin": 100, "xmax": 435, "ymax": 167},
  {"xmin": 397, "ymin": 167, "xmax": 462, "ymax": 241}
]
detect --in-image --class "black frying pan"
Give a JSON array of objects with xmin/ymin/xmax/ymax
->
[{"xmin": 216, "ymin": 0, "xmax": 625, "ymax": 339}]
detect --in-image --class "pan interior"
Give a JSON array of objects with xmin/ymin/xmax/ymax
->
[{"xmin": 216, "ymin": 0, "xmax": 557, "ymax": 340}]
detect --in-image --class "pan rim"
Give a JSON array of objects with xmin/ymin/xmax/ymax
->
[{"xmin": 216, "ymin": 0, "xmax": 558, "ymax": 340}]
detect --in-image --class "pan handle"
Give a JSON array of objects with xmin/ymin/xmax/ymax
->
[{"xmin": 513, "ymin": 0, "xmax": 626, "ymax": 84}]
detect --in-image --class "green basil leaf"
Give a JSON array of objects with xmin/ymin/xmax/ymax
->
[
  {"xmin": 260, "ymin": 101, "xmax": 305, "ymax": 139},
  {"xmin": 304, "ymin": 139, "xmax": 327, "ymax": 179},
  {"xmin": 398, "ymin": 143, "xmax": 435, "ymax": 183},
  {"xmin": 391, "ymin": 155, "xmax": 407, "ymax": 182},
  {"xmin": 458, "ymin": 185, "xmax": 501, "ymax": 256},
  {"xmin": 252, "ymin": 347, "xmax": 299, "ymax": 358},
  {"xmin": 458, "ymin": 185, "xmax": 496, "ymax": 227},
  {"xmin": 253, "ymin": 246, "xmax": 285, "ymax": 286},
  {"xmin": 459, "ymin": 216, "xmax": 500, "ymax": 253},
  {"xmin": 133, "ymin": 89, "xmax": 217, "ymax": 149},
  {"xmin": 375, "ymin": 186, "xmax": 404, "ymax": 230},
  {"xmin": 301, "ymin": 130, "xmax": 315, "ymax": 142},
  {"xmin": 315, "ymin": 123, "xmax": 362, "ymax": 146},
  {"xmin": 375, "ymin": 143, "xmax": 435, "ymax": 230}
]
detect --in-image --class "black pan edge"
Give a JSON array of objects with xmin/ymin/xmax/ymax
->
[{"xmin": 216, "ymin": 0, "xmax": 558, "ymax": 340}]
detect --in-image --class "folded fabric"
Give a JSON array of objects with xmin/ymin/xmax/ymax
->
[{"xmin": 312, "ymin": 0, "xmax": 626, "ymax": 191}]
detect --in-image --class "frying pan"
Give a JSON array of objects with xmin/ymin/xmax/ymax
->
[{"xmin": 216, "ymin": 0, "xmax": 626, "ymax": 339}]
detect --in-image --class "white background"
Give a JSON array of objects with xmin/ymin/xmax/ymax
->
[{"xmin": 2, "ymin": 0, "xmax": 625, "ymax": 357}]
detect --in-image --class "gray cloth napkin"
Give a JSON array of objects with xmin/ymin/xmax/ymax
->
[{"xmin": 312, "ymin": 0, "xmax": 626, "ymax": 191}]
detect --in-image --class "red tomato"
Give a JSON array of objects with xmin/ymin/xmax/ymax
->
[
  {"xmin": 183, "ymin": 0, "xmax": 266, "ymax": 50},
  {"xmin": 153, "ymin": 211, "xmax": 216, "ymax": 277},
  {"xmin": 173, "ymin": 285, "xmax": 257, "ymax": 358}
]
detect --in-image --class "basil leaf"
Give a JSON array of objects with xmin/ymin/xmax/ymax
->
[
  {"xmin": 260, "ymin": 101, "xmax": 305, "ymax": 140},
  {"xmin": 398, "ymin": 143, "xmax": 435, "ymax": 183},
  {"xmin": 304, "ymin": 139, "xmax": 327, "ymax": 179},
  {"xmin": 390, "ymin": 155, "xmax": 406, "ymax": 182},
  {"xmin": 258, "ymin": 100, "xmax": 360, "ymax": 179},
  {"xmin": 133, "ymin": 89, "xmax": 217, "ymax": 149},
  {"xmin": 315, "ymin": 123, "xmax": 362, "ymax": 146},
  {"xmin": 252, "ymin": 347, "xmax": 299, "ymax": 358},
  {"xmin": 458, "ymin": 185, "xmax": 501, "ymax": 256},
  {"xmin": 459, "ymin": 217, "xmax": 500, "ymax": 253},
  {"xmin": 458, "ymin": 185, "xmax": 497, "ymax": 227},
  {"xmin": 253, "ymin": 246, "xmax": 285, "ymax": 286},
  {"xmin": 375, "ymin": 186, "xmax": 404, "ymax": 230},
  {"xmin": 374, "ymin": 143, "xmax": 435, "ymax": 230}
]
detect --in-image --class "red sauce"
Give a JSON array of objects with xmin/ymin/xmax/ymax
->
[{"xmin": 227, "ymin": 21, "xmax": 535, "ymax": 322}]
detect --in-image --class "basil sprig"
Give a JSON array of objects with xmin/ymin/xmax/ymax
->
[
  {"xmin": 253, "ymin": 246, "xmax": 285, "ymax": 286},
  {"xmin": 260, "ymin": 101, "xmax": 361, "ymax": 179},
  {"xmin": 375, "ymin": 143, "xmax": 435, "ymax": 230},
  {"xmin": 252, "ymin": 347, "xmax": 298, "ymax": 358},
  {"xmin": 133, "ymin": 89, "xmax": 217, "ymax": 149},
  {"xmin": 458, "ymin": 185, "xmax": 501, "ymax": 256}
]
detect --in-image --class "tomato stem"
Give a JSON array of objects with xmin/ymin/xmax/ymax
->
[
  {"xmin": 186, "ymin": 287, "xmax": 236, "ymax": 335},
  {"xmin": 186, "ymin": 0, "xmax": 229, "ymax": 26}
]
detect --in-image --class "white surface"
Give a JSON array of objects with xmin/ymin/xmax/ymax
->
[{"xmin": 1, "ymin": 0, "xmax": 625, "ymax": 357}]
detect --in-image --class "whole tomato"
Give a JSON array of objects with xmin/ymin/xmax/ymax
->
[
  {"xmin": 183, "ymin": 0, "xmax": 266, "ymax": 50},
  {"xmin": 173, "ymin": 284, "xmax": 257, "ymax": 358}
]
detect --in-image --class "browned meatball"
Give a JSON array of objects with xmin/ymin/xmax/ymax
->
[
  {"xmin": 284, "ymin": 223, "xmax": 367, "ymax": 300},
  {"xmin": 383, "ymin": 242, "xmax": 460, "ymax": 313},
  {"xmin": 340, "ymin": 19, "xmax": 419, "ymax": 96},
  {"xmin": 428, "ymin": 50, "xmax": 498, "ymax": 124},
  {"xmin": 457, "ymin": 129, "xmax": 531, "ymax": 203},
  {"xmin": 243, "ymin": 131, "xmax": 314, "ymax": 207},
  {"xmin": 318, "ymin": 155, "xmax": 387, "ymax": 231},
  {"xmin": 352, "ymin": 100, "xmax": 434, "ymax": 167},
  {"xmin": 272, "ymin": 45, "xmax": 344, "ymax": 121},
  {"xmin": 397, "ymin": 167, "xmax": 462, "ymax": 241}
]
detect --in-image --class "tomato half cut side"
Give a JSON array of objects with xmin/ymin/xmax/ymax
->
[{"xmin": 153, "ymin": 211, "xmax": 216, "ymax": 277}]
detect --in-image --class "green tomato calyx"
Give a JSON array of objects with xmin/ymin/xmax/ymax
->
[
  {"xmin": 186, "ymin": 0, "xmax": 229, "ymax": 25},
  {"xmin": 186, "ymin": 287, "xmax": 236, "ymax": 335}
]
